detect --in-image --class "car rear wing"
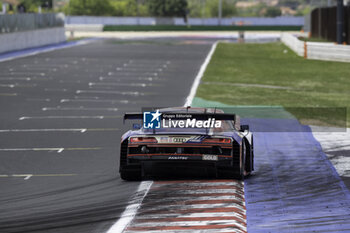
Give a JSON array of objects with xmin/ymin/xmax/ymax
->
[
  {"xmin": 123, "ymin": 112, "xmax": 143, "ymax": 122},
  {"xmin": 123, "ymin": 112, "xmax": 240, "ymax": 127},
  {"xmin": 124, "ymin": 112, "xmax": 237, "ymax": 120}
]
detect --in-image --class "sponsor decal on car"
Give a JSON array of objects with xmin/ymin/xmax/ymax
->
[
  {"xmin": 162, "ymin": 118, "xmax": 221, "ymax": 128},
  {"xmin": 202, "ymin": 154, "xmax": 218, "ymax": 161},
  {"xmin": 155, "ymin": 136, "xmax": 204, "ymax": 144},
  {"xmin": 143, "ymin": 110, "xmax": 222, "ymax": 129},
  {"xmin": 143, "ymin": 110, "xmax": 162, "ymax": 129},
  {"xmin": 168, "ymin": 156, "xmax": 188, "ymax": 160}
]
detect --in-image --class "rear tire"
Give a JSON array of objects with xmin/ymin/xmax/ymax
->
[
  {"xmin": 244, "ymin": 138, "xmax": 253, "ymax": 175},
  {"xmin": 120, "ymin": 168, "xmax": 141, "ymax": 181},
  {"xmin": 217, "ymin": 167, "xmax": 244, "ymax": 180},
  {"xmin": 217, "ymin": 169, "xmax": 235, "ymax": 179},
  {"xmin": 239, "ymin": 142, "xmax": 246, "ymax": 180}
]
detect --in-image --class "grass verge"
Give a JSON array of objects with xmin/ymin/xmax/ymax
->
[
  {"xmin": 67, "ymin": 37, "xmax": 86, "ymax": 42},
  {"xmin": 103, "ymin": 25, "xmax": 302, "ymax": 32},
  {"xmin": 298, "ymin": 36, "xmax": 331, "ymax": 43},
  {"xmin": 196, "ymin": 42, "xmax": 350, "ymax": 127}
]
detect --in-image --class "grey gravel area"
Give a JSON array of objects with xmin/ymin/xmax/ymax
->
[{"xmin": 312, "ymin": 127, "xmax": 350, "ymax": 190}]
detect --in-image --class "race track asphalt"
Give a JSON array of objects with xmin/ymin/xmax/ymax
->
[
  {"xmin": 2, "ymin": 38, "xmax": 350, "ymax": 233},
  {"xmin": 0, "ymin": 39, "xmax": 212, "ymax": 233}
]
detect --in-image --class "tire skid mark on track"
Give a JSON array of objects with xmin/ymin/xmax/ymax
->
[{"xmin": 124, "ymin": 180, "xmax": 247, "ymax": 233}]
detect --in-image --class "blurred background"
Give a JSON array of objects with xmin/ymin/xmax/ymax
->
[
  {"xmin": 1, "ymin": 0, "xmax": 350, "ymax": 45},
  {"xmin": 1, "ymin": 0, "xmax": 349, "ymax": 17}
]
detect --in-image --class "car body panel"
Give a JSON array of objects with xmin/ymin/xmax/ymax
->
[{"xmin": 119, "ymin": 107, "xmax": 254, "ymax": 180}]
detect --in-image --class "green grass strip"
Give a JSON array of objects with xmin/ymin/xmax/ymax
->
[{"xmin": 196, "ymin": 42, "xmax": 349, "ymax": 127}]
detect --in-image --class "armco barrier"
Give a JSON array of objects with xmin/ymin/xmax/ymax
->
[
  {"xmin": 65, "ymin": 24, "xmax": 103, "ymax": 32},
  {"xmin": 65, "ymin": 16, "xmax": 304, "ymax": 26},
  {"xmin": 281, "ymin": 33, "xmax": 304, "ymax": 56},
  {"xmin": 281, "ymin": 33, "xmax": 350, "ymax": 63},
  {"xmin": 307, "ymin": 42, "xmax": 350, "ymax": 62},
  {"xmin": 0, "ymin": 27, "xmax": 66, "ymax": 54}
]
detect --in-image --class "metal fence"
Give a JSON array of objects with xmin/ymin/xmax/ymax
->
[
  {"xmin": 281, "ymin": 33, "xmax": 350, "ymax": 63},
  {"xmin": 311, "ymin": 6, "xmax": 350, "ymax": 44},
  {"xmin": 0, "ymin": 13, "xmax": 64, "ymax": 34}
]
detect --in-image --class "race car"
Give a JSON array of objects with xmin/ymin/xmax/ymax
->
[{"xmin": 119, "ymin": 107, "xmax": 254, "ymax": 180}]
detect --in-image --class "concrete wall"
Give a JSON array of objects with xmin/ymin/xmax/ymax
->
[{"xmin": 0, "ymin": 27, "xmax": 66, "ymax": 54}]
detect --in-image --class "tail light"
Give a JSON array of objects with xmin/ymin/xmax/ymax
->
[
  {"xmin": 203, "ymin": 138, "xmax": 231, "ymax": 144},
  {"xmin": 130, "ymin": 137, "xmax": 157, "ymax": 143}
]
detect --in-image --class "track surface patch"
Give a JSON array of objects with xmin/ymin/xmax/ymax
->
[{"xmin": 244, "ymin": 119, "xmax": 350, "ymax": 232}]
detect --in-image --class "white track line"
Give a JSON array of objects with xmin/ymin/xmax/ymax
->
[
  {"xmin": 0, "ymin": 148, "xmax": 64, "ymax": 152},
  {"xmin": 18, "ymin": 116, "xmax": 121, "ymax": 120},
  {"xmin": 0, "ymin": 128, "xmax": 119, "ymax": 133},
  {"xmin": 1, "ymin": 174, "xmax": 77, "ymax": 180},
  {"xmin": 24, "ymin": 175, "xmax": 33, "ymax": 180},
  {"xmin": 99, "ymin": 77, "xmax": 161, "ymax": 82},
  {"xmin": 106, "ymin": 181, "xmax": 153, "ymax": 233},
  {"xmin": 76, "ymin": 90, "xmax": 144, "ymax": 96},
  {"xmin": 89, "ymin": 82, "xmax": 149, "ymax": 87},
  {"xmin": 0, "ymin": 93, "xmax": 17, "ymax": 96},
  {"xmin": 0, "ymin": 77, "xmax": 31, "ymax": 81},
  {"xmin": 12, "ymin": 174, "xmax": 33, "ymax": 180},
  {"xmin": 0, "ymin": 128, "xmax": 88, "ymax": 133},
  {"xmin": 106, "ymin": 41, "xmax": 218, "ymax": 233},
  {"xmin": 1, "ymin": 72, "xmax": 45, "ymax": 76},
  {"xmin": 44, "ymin": 88, "xmax": 68, "ymax": 92},
  {"xmin": 27, "ymin": 98, "xmax": 51, "ymax": 102},
  {"xmin": 0, "ymin": 84, "xmax": 15, "ymax": 88},
  {"xmin": 184, "ymin": 41, "xmax": 218, "ymax": 107},
  {"xmin": 60, "ymin": 99, "xmax": 130, "ymax": 104},
  {"xmin": 0, "ymin": 147, "xmax": 101, "ymax": 153},
  {"xmin": 42, "ymin": 107, "xmax": 119, "ymax": 111},
  {"xmin": 19, "ymin": 116, "xmax": 105, "ymax": 120}
]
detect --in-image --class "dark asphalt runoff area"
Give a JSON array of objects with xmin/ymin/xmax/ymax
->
[{"xmin": 0, "ymin": 39, "xmax": 212, "ymax": 233}]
